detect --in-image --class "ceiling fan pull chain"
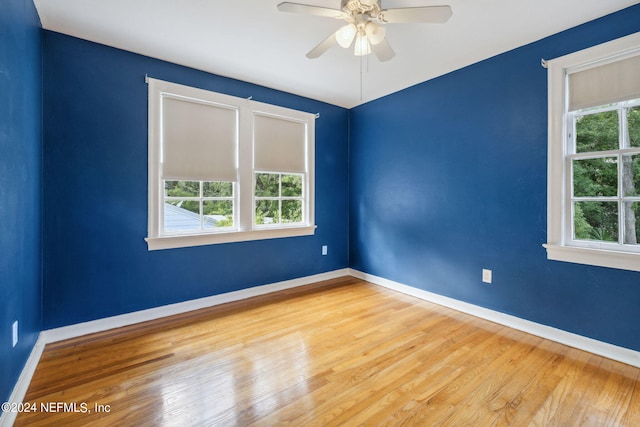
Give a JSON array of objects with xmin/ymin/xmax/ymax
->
[{"xmin": 360, "ymin": 51, "xmax": 364, "ymax": 101}]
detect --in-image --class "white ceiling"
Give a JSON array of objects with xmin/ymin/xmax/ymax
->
[{"xmin": 33, "ymin": 0, "xmax": 639, "ymax": 108}]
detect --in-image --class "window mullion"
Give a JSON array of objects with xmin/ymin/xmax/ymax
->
[
  {"xmin": 279, "ymin": 173, "xmax": 283, "ymax": 224},
  {"xmin": 621, "ymin": 105, "xmax": 628, "ymax": 149},
  {"xmin": 620, "ymin": 105, "xmax": 627, "ymax": 246},
  {"xmin": 198, "ymin": 181, "xmax": 203, "ymax": 230},
  {"xmin": 566, "ymin": 110, "xmax": 575, "ymax": 155},
  {"xmin": 572, "ymin": 196, "xmax": 619, "ymax": 202},
  {"xmin": 565, "ymin": 110, "xmax": 575, "ymax": 245},
  {"xmin": 618, "ymin": 152, "xmax": 625, "ymax": 245},
  {"xmin": 620, "ymin": 106, "xmax": 628, "ymax": 245},
  {"xmin": 239, "ymin": 105, "xmax": 254, "ymax": 231},
  {"xmin": 568, "ymin": 148, "xmax": 640, "ymax": 160}
]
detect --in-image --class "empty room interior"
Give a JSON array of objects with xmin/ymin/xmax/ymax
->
[{"xmin": 2, "ymin": 0, "xmax": 640, "ymax": 425}]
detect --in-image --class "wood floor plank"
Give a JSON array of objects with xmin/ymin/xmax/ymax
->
[{"xmin": 14, "ymin": 277, "xmax": 640, "ymax": 426}]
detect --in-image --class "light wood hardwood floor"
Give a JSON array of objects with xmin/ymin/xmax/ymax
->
[{"xmin": 15, "ymin": 277, "xmax": 640, "ymax": 426}]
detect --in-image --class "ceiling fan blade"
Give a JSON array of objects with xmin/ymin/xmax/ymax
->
[
  {"xmin": 306, "ymin": 32, "xmax": 338, "ymax": 59},
  {"xmin": 378, "ymin": 5, "xmax": 452, "ymax": 24},
  {"xmin": 371, "ymin": 38, "xmax": 395, "ymax": 62},
  {"xmin": 277, "ymin": 2, "xmax": 344, "ymax": 19}
]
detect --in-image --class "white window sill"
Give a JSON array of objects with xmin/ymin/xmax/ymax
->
[
  {"xmin": 543, "ymin": 243, "xmax": 640, "ymax": 272},
  {"xmin": 146, "ymin": 225, "xmax": 317, "ymax": 251}
]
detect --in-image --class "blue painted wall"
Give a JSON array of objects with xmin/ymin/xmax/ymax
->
[
  {"xmin": 4, "ymin": 0, "xmax": 640, "ymax": 406},
  {"xmin": 0, "ymin": 0, "xmax": 42, "ymax": 404},
  {"xmin": 350, "ymin": 4, "xmax": 640, "ymax": 351},
  {"xmin": 41, "ymin": 32, "xmax": 350, "ymax": 329}
]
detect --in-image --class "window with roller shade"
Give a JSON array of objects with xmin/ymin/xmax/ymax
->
[
  {"xmin": 254, "ymin": 113, "xmax": 307, "ymax": 226},
  {"xmin": 146, "ymin": 78, "xmax": 315, "ymax": 250},
  {"xmin": 545, "ymin": 32, "xmax": 640, "ymax": 271}
]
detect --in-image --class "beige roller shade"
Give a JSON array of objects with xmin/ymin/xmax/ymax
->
[
  {"xmin": 253, "ymin": 113, "xmax": 307, "ymax": 173},
  {"xmin": 162, "ymin": 96, "xmax": 238, "ymax": 181},
  {"xmin": 569, "ymin": 53, "xmax": 640, "ymax": 111}
]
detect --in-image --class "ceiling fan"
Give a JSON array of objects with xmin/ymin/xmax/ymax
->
[{"xmin": 277, "ymin": 0, "xmax": 452, "ymax": 62}]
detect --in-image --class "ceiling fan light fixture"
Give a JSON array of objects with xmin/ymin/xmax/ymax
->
[
  {"xmin": 364, "ymin": 21, "xmax": 385, "ymax": 45},
  {"xmin": 354, "ymin": 30, "xmax": 371, "ymax": 56},
  {"xmin": 278, "ymin": 1, "xmax": 452, "ymax": 62},
  {"xmin": 335, "ymin": 23, "xmax": 357, "ymax": 48}
]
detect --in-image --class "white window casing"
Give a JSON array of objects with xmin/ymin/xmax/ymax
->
[
  {"xmin": 544, "ymin": 32, "xmax": 640, "ymax": 272},
  {"xmin": 146, "ymin": 78, "xmax": 316, "ymax": 250}
]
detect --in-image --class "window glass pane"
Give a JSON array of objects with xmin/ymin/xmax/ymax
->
[
  {"xmin": 282, "ymin": 200, "xmax": 302, "ymax": 223},
  {"xmin": 165, "ymin": 180, "xmax": 199, "ymax": 197},
  {"xmin": 203, "ymin": 181, "xmax": 233, "ymax": 197},
  {"xmin": 623, "ymin": 202, "xmax": 640, "ymax": 245},
  {"xmin": 573, "ymin": 157, "xmax": 618, "ymax": 197},
  {"xmin": 622, "ymin": 154, "xmax": 640, "ymax": 197},
  {"xmin": 167, "ymin": 200, "xmax": 199, "ymax": 214},
  {"xmin": 164, "ymin": 201, "xmax": 201, "ymax": 232},
  {"xmin": 575, "ymin": 110, "xmax": 619, "ymax": 153},
  {"xmin": 282, "ymin": 174, "xmax": 303, "ymax": 197},
  {"xmin": 255, "ymin": 173, "xmax": 280, "ymax": 197},
  {"xmin": 629, "ymin": 105, "xmax": 640, "ymax": 148},
  {"xmin": 203, "ymin": 201, "xmax": 233, "ymax": 228},
  {"xmin": 574, "ymin": 201, "xmax": 618, "ymax": 242},
  {"xmin": 256, "ymin": 200, "xmax": 279, "ymax": 225}
]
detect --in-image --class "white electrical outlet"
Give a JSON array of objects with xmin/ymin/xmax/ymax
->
[
  {"xmin": 482, "ymin": 269, "xmax": 492, "ymax": 284},
  {"xmin": 12, "ymin": 321, "xmax": 18, "ymax": 347},
  {"xmin": 322, "ymin": 245, "xmax": 328, "ymax": 256}
]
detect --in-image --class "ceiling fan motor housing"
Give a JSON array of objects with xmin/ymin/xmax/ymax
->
[{"xmin": 341, "ymin": 0, "xmax": 381, "ymax": 17}]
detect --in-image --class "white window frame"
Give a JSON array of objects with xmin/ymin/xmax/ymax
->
[
  {"xmin": 145, "ymin": 78, "xmax": 316, "ymax": 250},
  {"xmin": 544, "ymin": 32, "xmax": 640, "ymax": 272}
]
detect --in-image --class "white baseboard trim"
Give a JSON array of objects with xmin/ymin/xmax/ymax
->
[
  {"xmin": 349, "ymin": 268, "xmax": 640, "ymax": 369},
  {"xmin": 42, "ymin": 268, "xmax": 351, "ymax": 344},
  {"xmin": 0, "ymin": 335, "xmax": 47, "ymax": 427}
]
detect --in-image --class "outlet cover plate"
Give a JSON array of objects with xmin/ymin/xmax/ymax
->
[
  {"xmin": 482, "ymin": 269, "xmax": 492, "ymax": 284},
  {"xmin": 12, "ymin": 321, "xmax": 18, "ymax": 347}
]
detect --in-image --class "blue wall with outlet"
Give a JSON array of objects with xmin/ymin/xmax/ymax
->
[
  {"xmin": 0, "ymin": 0, "xmax": 43, "ymax": 405},
  {"xmin": 41, "ymin": 31, "xmax": 350, "ymax": 329},
  {"xmin": 349, "ymin": 4, "xmax": 640, "ymax": 351}
]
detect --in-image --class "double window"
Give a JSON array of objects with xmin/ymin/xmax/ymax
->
[
  {"xmin": 545, "ymin": 32, "xmax": 640, "ymax": 271},
  {"xmin": 146, "ymin": 79, "xmax": 315, "ymax": 250}
]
